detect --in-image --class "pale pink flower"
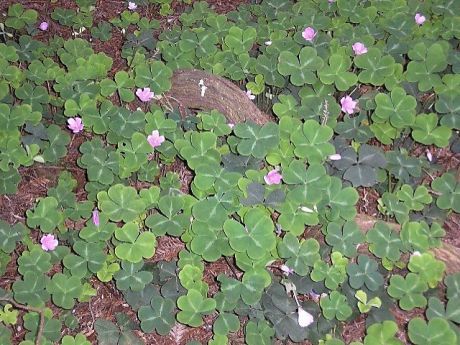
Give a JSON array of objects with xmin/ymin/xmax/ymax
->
[
  {"xmin": 264, "ymin": 169, "xmax": 282, "ymax": 185},
  {"xmin": 228, "ymin": 123, "xmax": 235, "ymax": 129},
  {"xmin": 67, "ymin": 117, "xmax": 83, "ymax": 133},
  {"xmin": 128, "ymin": 2, "xmax": 137, "ymax": 10},
  {"xmin": 426, "ymin": 150, "xmax": 433, "ymax": 162},
  {"xmin": 147, "ymin": 130, "xmax": 165, "ymax": 149},
  {"xmin": 246, "ymin": 90, "xmax": 255, "ymax": 100},
  {"xmin": 329, "ymin": 154, "xmax": 342, "ymax": 161},
  {"xmin": 92, "ymin": 209, "xmax": 100, "ymax": 227},
  {"xmin": 136, "ymin": 87, "xmax": 154, "ymax": 102},
  {"xmin": 352, "ymin": 42, "xmax": 368, "ymax": 56},
  {"xmin": 40, "ymin": 234, "xmax": 58, "ymax": 251},
  {"xmin": 280, "ymin": 265, "xmax": 294, "ymax": 276},
  {"xmin": 340, "ymin": 96, "xmax": 357, "ymax": 114},
  {"xmin": 415, "ymin": 13, "xmax": 426, "ymax": 25},
  {"xmin": 302, "ymin": 27, "xmax": 316, "ymax": 42},
  {"xmin": 39, "ymin": 22, "xmax": 48, "ymax": 31},
  {"xmin": 328, "ymin": 0, "xmax": 335, "ymax": 3},
  {"xmin": 298, "ymin": 307, "xmax": 314, "ymax": 327}
]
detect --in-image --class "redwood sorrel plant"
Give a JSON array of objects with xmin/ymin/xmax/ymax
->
[{"xmin": 0, "ymin": 0, "xmax": 459, "ymax": 344}]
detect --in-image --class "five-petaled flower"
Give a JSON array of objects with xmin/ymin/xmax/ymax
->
[
  {"xmin": 340, "ymin": 96, "xmax": 358, "ymax": 114},
  {"xmin": 67, "ymin": 117, "xmax": 83, "ymax": 133},
  {"xmin": 39, "ymin": 22, "xmax": 49, "ymax": 31},
  {"xmin": 92, "ymin": 209, "xmax": 100, "ymax": 227},
  {"xmin": 302, "ymin": 27, "xmax": 316, "ymax": 41},
  {"xmin": 352, "ymin": 42, "xmax": 368, "ymax": 56},
  {"xmin": 246, "ymin": 90, "xmax": 255, "ymax": 100},
  {"xmin": 136, "ymin": 87, "xmax": 154, "ymax": 102},
  {"xmin": 264, "ymin": 169, "xmax": 282, "ymax": 185},
  {"xmin": 41, "ymin": 234, "xmax": 58, "ymax": 251},
  {"xmin": 298, "ymin": 307, "xmax": 314, "ymax": 327},
  {"xmin": 147, "ymin": 130, "xmax": 165, "ymax": 149},
  {"xmin": 415, "ymin": 13, "xmax": 426, "ymax": 25},
  {"xmin": 128, "ymin": 2, "xmax": 137, "ymax": 10}
]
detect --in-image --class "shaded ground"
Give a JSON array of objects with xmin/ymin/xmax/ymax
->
[{"xmin": 0, "ymin": 1, "xmax": 459, "ymax": 345}]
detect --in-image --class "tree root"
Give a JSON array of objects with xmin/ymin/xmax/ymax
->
[{"xmin": 168, "ymin": 69, "xmax": 460, "ymax": 274}]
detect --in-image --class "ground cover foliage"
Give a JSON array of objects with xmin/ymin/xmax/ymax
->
[{"xmin": 0, "ymin": 0, "xmax": 459, "ymax": 344}]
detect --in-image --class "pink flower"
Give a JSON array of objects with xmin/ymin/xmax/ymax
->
[
  {"xmin": 340, "ymin": 96, "xmax": 357, "ymax": 114},
  {"xmin": 280, "ymin": 264, "xmax": 294, "ymax": 276},
  {"xmin": 92, "ymin": 209, "xmax": 100, "ymax": 227},
  {"xmin": 40, "ymin": 234, "xmax": 58, "ymax": 251},
  {"xmin": 302, "ymin": 27, "xmax": 316, "ymax": 42},
  {"xmin": 415, "ymin": 13, "xmax": 426, "ymax": 25},
  {"xmin": 352, "ymin": 42, "xmax": 368, "ymax": 56},
  {"xmin": 264, "ymin": 169, "xmax": 282, "ymax": 185},
  {"xmin": 136, "ymin": 87, "xmax": 154, "ymax": 102},
  {"xmin": 128, "ymin": 2, "xmax": 137, "ymax": 10},
  {"xmin": 67, "ymin": 117, "xmax": 83, "ymax": 133},
  {"xmin": 246, "ymin": 90, "xmax": 255, "ymax": 100},
  {"xmin": 147, "ymin": 130, "xmax": 165, "ymax": 149},
  {"xmin": 39, "ymin": 22, "xmax": 48, "ymax": 31},
  {"xmin": 329, "ymin": 154, "xmax": 342, "ymax": 161}
]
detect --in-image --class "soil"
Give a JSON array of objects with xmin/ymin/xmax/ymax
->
[{"xmin": 0, "ymin": 1, "xmax": 459, "ymax": 345}]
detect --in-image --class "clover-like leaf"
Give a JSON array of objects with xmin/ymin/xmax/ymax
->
[
  {"xmin": 396, "ymin": 185, "xmax": 432, "ymax": 212},
  {"xmin": 98, "ymin": 184, "xmax": 146, "ymax": 222},
  {"xmin": 412, "ymin": 113, "xmax": 452, "ymax": 147},
  {"xmin": 78, "ymin": 139, "xmax": 119, "ymax": 185},
  {"xmin": 245, "ymin": 320, "xmax": 275, "ymax": 345},
  {"xmin": 26, "ymin": 197, "xmax": 63, "ymax": 233},
  {"xmin": 427, "ymin": 296, "xmax": 460, "ymax": 325},
  {"xmin": 63, "ymin": 241, "xmax": 106, "ymax": 278},
  {"xmin": 223, "ymin": 208, "xmax": 275, "ymax": 260},
  {"xmin": 386, "ymin": 150, "xmax": 422, "ymax": 183},
  {"xmin": 373, "ymin": 87, "xmax": 416, "ymax": 129},
  {"xmin": 387, "ymin": 273, "xmax": 428, "ymax": 311},
  {"xmin": 234, "ymin": 122, "xmax": 279, "ymax": 159},
  {"xmin": 5, "ymin": 4, "xmax": 38, "ymax": 29},
  {"xmin": 224, "ymin": 26, "xmax": 256, "ymax": 55},
  {"xmin": 46, "ymin": 273, "xmax": 82, "ymax": 309},
  {"xmin": 363, "ymin": 321, "xmax": 403, "ymax": 345},
  {"xmin": 177, "ymin": 289, "xmax": 216, "ymax": 327},
  {"xmin": 114, "ymin": 223, "xmax": 156, "ymax": 263},
  {"xmin": 408, "ymin": 317, "xmax": 457, "ymax": 345},
  {"xmin": 134, "ymin": 61, "xmax": 172, "ymax": 94},
  {"xmin": 138, "ymin": 296, "xmax": 175, "ymax": 335},
  {"xmin": 61, "ymin": 333, "xmax": 91, "ymax": 345},
  {"xmin": 347, "ymin": 255, "xmax": 384, "ymax": 291},
  {"xmin": 318, "ymin": 53, "xmax": 358, "ymax": 91},
  {"xmin": 366, "ymin": 221, "xmax": 402, "ymax": 262},
  {"xmin": 431, "ymin": 172, "xmax": 460, "ymax": 213},
  {"xmin": 290, "ymin": 120, "xmax": 334, "ymax": 163},
  {"xmin": 406, "ymin": 42, "xmax": 448, "ymax": 92},
  {"xmin": 324, "ymin": 221, "xmax": 364, "ymax": 258},
  {"xmin": 12, "ymin": 271, "xmax": 50, "ymax": 307},
  {"xmin": 311, "ymin": 252, "xmax": 348, "ymax": 290},
  {"xmin": 114, "ymin": 261, "xmax": 153, "ymax": 292},
  {"xmin": 278, "ymin": 47, "xmax": 323, "ymax": 86},
  {"xmin": 0, "ymin": 221, "xmax": 27, "ymax": 253},
  {"xmin": 277, "ymin": 233, "xmax": 320, "ymax": 276},
  {"xmin": 408, "ymin": 252, "xmax": 445, "ymax": 289},
  {"xmin": 320, "ymin": 291, "xmax": 352, "ymax": 321},
  {"xmin": 354, "ymin": 48, "xmax": 395, "ymax": 86}
]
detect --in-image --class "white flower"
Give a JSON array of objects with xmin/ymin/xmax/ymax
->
[
  {"xmin": 298, "ymin": 307, "xmax": 314, "ymax": 327},
  {"xmin": 426, "ymin": 150, "xmax": 433, "ymax": 162},
  {"xmin": 280, "ymin": 265, "xmax": 294, "ymax": 275},
  {"xmin": 128, "ymin": 2, "xmax": 137, "ymax": 10},
  {"xmin": 299, "ymin": 206, "xmax": 315, "ymax": 213},
  {"xmin": 328, "ymin": 153, "xmax": 342, "ymax": 161},
  {"xmin": 265, "ymin": 40, "xmax": 272, "ymax": 46}
]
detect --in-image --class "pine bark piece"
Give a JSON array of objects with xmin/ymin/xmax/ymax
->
[{"xmin": 166, "ymin": 69, "xmax": 272, "ymax": 125}]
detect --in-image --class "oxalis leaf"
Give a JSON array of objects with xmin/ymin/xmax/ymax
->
[
  {"xmin": 408, "ymin": 317, "xmax": 457, "ymax": 345},
  {"xmin": 223, "ymin": 208, "xmax": 275, "ymax": 260},
  {"xmin": 290, "ymin": 120, "xmax": 334, "ymax": 163},
  {"xmin": 431, "ymin": 172, "xmax": 460, "ymax": 213},
  {"xmin": 320, "ymin": 291, "xmax": 352, "ymax": 321},
  {"xmin": 138, "ymin": 296, "xmax": 175, "ymax": 335},
  {"xmin": 277, "ymin": 233, "xmax": 320, "ymax": 276},
  {"xmin": 114, "ymin": 222, "xmax": 156, "ymax": 263},
  {"xmin": 233, "ymin": 122, "xmax": 279, "ymax": 159},
  {"xmin": 97, "ymin": 184, "xmax": 146, "ymax": 222},
  {"xmin": 176, "ymin": 289, "xmax": 216, "ymax": 327}
]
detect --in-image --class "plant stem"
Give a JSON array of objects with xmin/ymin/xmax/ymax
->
[{"xmin": 0, "ymin": 298, "xmax": 45, "ymax": 345}]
